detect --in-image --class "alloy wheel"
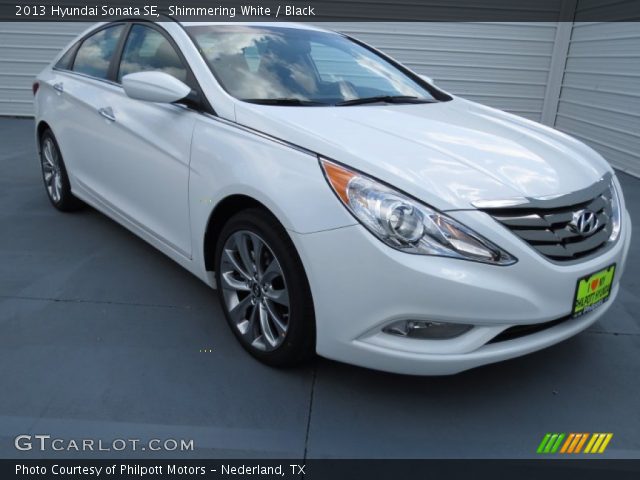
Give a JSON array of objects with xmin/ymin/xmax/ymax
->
[
  {"xmin": 41, "ymin": 137, "xmax": 63, "ymax": 203},
  {"xmin": 219, "ymin": 230, "xmax": 290, "ymax": 351}
]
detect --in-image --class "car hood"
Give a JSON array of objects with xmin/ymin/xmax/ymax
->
[{"xmin": 234, "ymin": 97, "xmax": 611, "ymax": 210}]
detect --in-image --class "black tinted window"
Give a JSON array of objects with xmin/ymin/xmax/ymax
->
[
  {"xmin": 118, "ymin": 25, "xmax": 188, "ymax": 84},
  {"xmin": 73, "ymin": 25, "xmax": 125, "ymax": 79},
  {"xmin": 55, "ymin": 44, "xmax": 77, "ymax": 70}
]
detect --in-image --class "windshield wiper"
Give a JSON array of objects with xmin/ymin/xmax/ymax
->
[
  {"xmin": 335, "ymin": 95, "xmax": 434, "ymax": 106},
  {"xmin": 242, "ymin": 98, "xmax": 326, "ymax": 106}
]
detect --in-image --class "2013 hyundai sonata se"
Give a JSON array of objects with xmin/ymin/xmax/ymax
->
[{"xmin": 34, "ymin": 21, "xmax": 631, "ymax": 374}]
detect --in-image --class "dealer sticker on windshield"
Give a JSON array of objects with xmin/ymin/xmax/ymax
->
[{"xmin": 572, "ymin": 264, "xmax": 616, "ymax": 318}]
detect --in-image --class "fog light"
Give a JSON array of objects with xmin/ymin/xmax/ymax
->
[{"xmin": 383, "ymin": 320, "xmax": 472, "ymax": 339}]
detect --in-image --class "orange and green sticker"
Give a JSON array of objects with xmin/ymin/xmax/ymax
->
[{"xmin": 537, "ymin": 433, "xmax": 613, "ymax": 454}]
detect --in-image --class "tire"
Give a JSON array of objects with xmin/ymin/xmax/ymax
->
[
  {"xmin": 39, "ymin": 129, "xmax": 83, "ymax": 212},
  {"xmin": 214, "ymin": 208, "xmax": 316, "ymax": 367}
]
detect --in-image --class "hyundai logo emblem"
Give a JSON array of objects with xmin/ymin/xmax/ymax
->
[{"xmin": 570, "ymin": 209, "xmax": 599, "ymax": 236}]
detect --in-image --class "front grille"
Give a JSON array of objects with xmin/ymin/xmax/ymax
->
[{"xmin": 481, "ymin": 187, "xmax": 613, "ymax": 261}]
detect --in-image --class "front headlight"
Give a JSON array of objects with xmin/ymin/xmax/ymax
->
[
  {"xmin": 608, "ymin": 179, "xmax": 622, "ymax": 242},
  {"xmin": 320, "ymin": 158, "xmax": 517, "ymax": 265}
]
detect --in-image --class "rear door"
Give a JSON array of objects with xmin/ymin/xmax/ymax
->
[
  {"xmin": 89, "ymin": 23, "xmax": 198, "ymax": 257},
  {"xmin": 46, "ymin": 23, "xmax": 127, "ymax": 196},
  {"xmin": 59, "ymin": 23, "xmax": 198, "ymax": 258}
]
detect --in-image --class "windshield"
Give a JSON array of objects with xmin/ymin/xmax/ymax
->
[{"xmin": 186, "ymin": 25, "xmax": 446, "ymax": 106}]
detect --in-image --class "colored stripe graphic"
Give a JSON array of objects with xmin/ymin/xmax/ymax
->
[
  {"xmin": 584, "ymin": 434, "xmax": 599, "ymax": 453},
  {"xmin": 585, "ymin": 433, "xmax": 613, "ymax": 454},
  {"xmin": 537, "ymin": 434, "xmax": 552, "ymax": 453},
  {"xmin": 560, "ymin": 433, "xmax": 575, "ymax": 453},
  {"xmin": 567, "ymin": 433, "xmax": 584, "ymax": 453},
  {"xmin": 537, "ymin": 433, "xmax": 565, "ymax": 453},
  {"xmin": 574, "ymin": 433, "xmax": 589, "ymax": 453},
  {"xmin": 598, "ymin": 433, "xmax": 613, "ymax": 453},
  {"xmin": 545, "ymin": 434, "xmax": 558, "ymax": 453},
  {"xmin": 550, "ymin": 433, "xmax": 565, "ymax": 453},
  {"xmin": 538, "ymin": 433, "xmax": 613, "ymax": 454}
]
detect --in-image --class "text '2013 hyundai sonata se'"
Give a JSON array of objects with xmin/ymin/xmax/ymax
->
[{"xmin": 34, "ymin": 21, "xmax": 632, "ymax": 375}]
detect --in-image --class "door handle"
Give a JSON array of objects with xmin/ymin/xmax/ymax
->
[
  {"xmin": 52, "ymin": 82, "xmax": 64, "ymax": 94},
  {"xmin": 98, "ymin": 107, "xmax": 116, "ymax": 122}
]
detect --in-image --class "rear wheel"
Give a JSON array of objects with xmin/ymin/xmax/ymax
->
[
  {"xmin": 39, "ymin": 129, "xmax": 83, "ymax": 211},
  {"xmin": 214, "ymin": 208, "xmax": 315, "ymax": 367}
]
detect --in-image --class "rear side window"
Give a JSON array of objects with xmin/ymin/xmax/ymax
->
[
  {"xmin": 118, "ymin": 25, "xmax": 188, "ymax": 84},
  {"xmin": 55, "ymin": 44, "xmax": 77, "ymax": 70},
  {"xmin": 73, "ymin": 24, "xmax": 125, "ymax": 80}
]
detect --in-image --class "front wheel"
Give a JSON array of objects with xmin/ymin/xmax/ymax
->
[{"xmin": 214, "ymin": 208, "xmax": 315, "ymax": 367}]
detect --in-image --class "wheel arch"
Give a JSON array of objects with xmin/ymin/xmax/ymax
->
[
  {"xmin": 203, "ymin": 194, "xmax": 278, "ymax": 271},
  {"xmin": 35, "ymin": 120, "xmax": 52, "ymax": 152}
]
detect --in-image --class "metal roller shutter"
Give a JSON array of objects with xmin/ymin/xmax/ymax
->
[
  {"xmin": 0, "ymin": 22, "xmax": 89, "ymax": 116},
  {"xmin": 1, "ymin": 21, "xmax": 560, "ymax": 121},
  {"xmin": 317, "ymin": 22, "xmax": 559, "ymax": 121},
  {"xmin": 555, "ymin": 21, "xmax": 640, "ymax": 176},
  {"xmin": 1, "ymin": 14, "xmax": 638, "ymax": 178}
]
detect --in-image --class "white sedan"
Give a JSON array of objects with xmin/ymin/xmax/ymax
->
[{"xmin": 34, "ymin": 21, "xmax": 631, "ymax": 374}]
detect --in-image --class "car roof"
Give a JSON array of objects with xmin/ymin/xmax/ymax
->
[{"xmin": 178, "ymin": 22, "xmax": 329, "ymax": 32}]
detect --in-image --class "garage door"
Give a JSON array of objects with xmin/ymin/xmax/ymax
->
[
  {"xmin": 1, "ymin": 21, "xmax": 560, "ymax": 122},
  {"xmin": 0, "ymin": 22, "xmax": 89, "ymax": 116},
  {"xmin": 319, "ymin": 22, "xmax": 559, "ymax": 122},
  {"xmin": 555, "ymin": 21, "xmax": 640, "ymax": 176}
]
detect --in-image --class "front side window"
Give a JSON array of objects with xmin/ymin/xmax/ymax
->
[
  {"xmin": 118, "ymin": 25, "xmax": 188, "ymax": 84},
  {"xmin": 73, "ymin": 24, "xmax": 125, "ymax": 79},
  {"xmin": 187, "ymin": 25, "xmax": 444, "ymax": 105}
]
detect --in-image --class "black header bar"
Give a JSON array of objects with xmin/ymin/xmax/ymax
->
[
  {"xmin": 4, "ymin": 459, "xmax": 640, "ymax": 480},
  {"xmin": 2, "ymin": 0, "xmax": 640, "ymax": 22}
]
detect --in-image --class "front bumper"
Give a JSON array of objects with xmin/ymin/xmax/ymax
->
[{"xmin": 290, "ymin": 209, "xmax": 632, "ymax": 375}]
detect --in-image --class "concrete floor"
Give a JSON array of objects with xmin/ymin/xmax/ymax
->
[{"xmin": 0, "ymin": 117, "xmax": 638, "ymax": 459}]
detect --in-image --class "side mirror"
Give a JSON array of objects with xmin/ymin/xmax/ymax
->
[
  {"xmin": 122, "ymin": 71, "xmax": 191, "ymax": 104},
  {"xmin": 419, "ymin": 74, "xmax": 435, "ymax": 85}
]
